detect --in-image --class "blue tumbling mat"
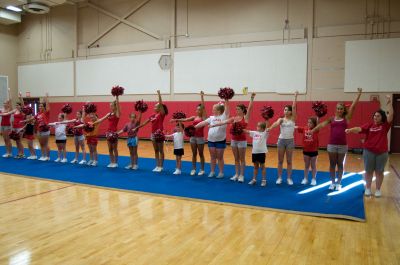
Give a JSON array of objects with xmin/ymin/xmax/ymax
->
[{"xmin": 0, "ymin": 146, "xmax": 365, "ymax": 221}]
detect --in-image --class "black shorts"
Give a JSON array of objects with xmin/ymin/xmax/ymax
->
[
  {"xmin": 303, "ymin": 151, "xmax": 318, "ymax": 157},
  {"xmin": 174, "ymin": 148, "xmax": 184, "ymax": 156},
  {"xmin": 56, "ymin": 139, "xmax": 67, "ymax": 144},
  {"xmin": 252, "ymin": 153, "xmax": 266, "ymax": 164}
]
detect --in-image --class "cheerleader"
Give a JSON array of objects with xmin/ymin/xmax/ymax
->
[
  {"xmin": 21, "ymin": 113, "xmax": 37, "ymax": 159},
  {"xmin": 48, "ymin": 113, "xmax": 68, "ymax": 163},
  {"xmin": 117, "ymin": 112, "xmax": 142, "ymax": 170},
  {"xmin": 74, "ymin": 113, "xmax": 100, "ymax": 166},
  {"xmin": 35, "ymin": 93, "xmax": 51, "ymax": 161},
  {"xmin": 0, "ymin": 88, "xmax": 12, "ymax": 157},
  {"xmin": 165, "ymin": 122, "xmax": 185, "ymax": 175}
]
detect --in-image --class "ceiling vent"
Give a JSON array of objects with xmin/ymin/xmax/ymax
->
[{"xmin": 22, "ymin": 2, "xmax": 50, "ymax": 14}]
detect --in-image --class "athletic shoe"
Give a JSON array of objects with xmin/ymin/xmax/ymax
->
[
  {"xmin": 238, "ymin": 175, "xmax": 244, "ymax": 183},
  {"xmin": 310, "ymin": 179, "xmax": 317, "ymax": 186},
  {"xmin": 38, "ymin": 156, "xmax": 45, "ymax": 161},
  {"xmin": 173, "ymin": 169, "xmax": 181, "ymax": 175},
  {"xmin": 2, "ymin": 153, "xmax": 11, "ymax": 158},
  {"xmin": 374, "ymin": 190, "xmax": 381, "ymax": 197},
  {"xmin": 276, "ymin": 177, "xmax": 282, "ymax": 185},
  {"xmin": 132, "ymin": 165, "xmax": 139, "ymax": 170},
  {"xmin": 287, "ymin": 178, "xmax": 294, "ymax": 185},
  {"xmin": 208, "ymin": 172, "xmax": 216, "ymax": 178},
  {"xmin": 45, "ymin": 157, "xmax": 50, "ymax": 161},
  {"xmin": 261, "ymin": 179, "xmax": 267, "ymax": 187},
  {"xmin": 111, "ymin": 163, "xmax": 118, "ymax": 168},
  {"xmin": 248, "ymin": 179, "xmax": 257, "ymax": 185},
  {"xmin": 27, "ymin": 156, "xmax": 37, "ymax": 160},
  {"xmin": 190, "ymin": 170, "xmax": 196, "ymax": 176},
  {"xmin": 61, "ymin": 158, "xmax": 68, "ymax": 163},
  {"xmin": 335, "ymin": 184, "xmax": 342, "ymax": 191},
  {"xmin": 79, "ymin": 160, "xmax": 87, "ymax": 165},
  {"xmin": 107, "ymin": 163, "xmax": 117, "ymax": 168},
  {"xmin": 87, "ymin": 160, "xmax": 93, "ymax": 166},
  {"xmin": 230, "ymin": 175, "xmax": 238, "ymax": 181},
  {"xmin": 216, "ymin": 173, "xmax": 224, "ymax": 179},
  {"xmin": 198, "ymin": 170, "xmax": 205, "ymax": 176},
  {"xmin": 91, "ymin": 161, "xmax": 98, "ymax": 166},
  {"xmin": 125, "ymin": 164, "xmax": 133, "ymax": 169},
  {"xmin": 70, "ymin": 159, "xmax": 78, "ymax": 164},
  {"xmin": 153, "ymin": 167, "xmax": 162, "ymax": 172},
  {"xmin": 301, "ymin": 178, "xmax": 308, "ymax": 185},
  {"xmin": 328, "ymin": 183, "xmax": 335, "ymax": 190},
  {"xmin": 364, "ymin": 188, "xmax": 371, "ymax": 196},
  {"xmin": 54, "ymin": 158, "xmax": 61, "ymax": 163},
  {"xmin": 152, "ymin": 167, "xmax": 160, "ymax": 172}
]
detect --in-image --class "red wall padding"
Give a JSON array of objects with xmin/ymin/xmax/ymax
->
[{"xmin": 49, "ymin": 101, "xmax": 379, "ymax": 149}]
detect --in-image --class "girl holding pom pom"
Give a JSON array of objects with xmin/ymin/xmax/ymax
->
[
  {"xmin": 0, "ymin": 88, "xmax": 13, "ymax": 157},
  {"xmin": 48, "ymin": 113, "xmax": 68, "ymax": 163},
  {"xmin": 74, "ymin": 113, "xmax": 100, "ymax": 166},
  {"xmin": 170, "ymin": 91, "xmax": 206, "ymax": 176},
  {"xmin": 118, "ymin": 112, "xmax": 142, "ymax": 170},
  {"xmin": 165, "ymin": 122, "xmax": 185, "ymax": 175},
  {"xmin": 35, "ymin": 93, "xmax": 51, "ymax": 161},
  {"xmin": 134, "ymin": 90, "xmax": 168, "ymax": 172},
  {"xmin": 312, "ymin": 88, "xmax": 362, "ymax": 190},
  {"xmin": 267, "ymin": 91, "xmax": 298, "ymax": 185}
]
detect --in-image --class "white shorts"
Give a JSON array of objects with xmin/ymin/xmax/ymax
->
[
  {"xmin": 74, "ymin": 135, "xmax": 85, "ymax": 142},
  {"xmin": 231, "ymin": 140, "xmax": 247, "ymax": 148}
]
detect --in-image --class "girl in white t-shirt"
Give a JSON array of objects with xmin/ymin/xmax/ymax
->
[
  {"xmin": 166, "ymin": 122, "xmax": 185, "ymax": 175},
  {"xmin": 245, "ymin": 122, "xmax": 269, "ymax": 186},
  {"xmin": 195, "ymin": 98, "xmax": 230, "ymax": 178},
  {"xmin": 49, "ymin": 113, "xmax": 68, "ymax": 163}
]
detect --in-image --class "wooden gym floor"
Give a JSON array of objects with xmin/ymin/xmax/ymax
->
[{"xmin": 0, "ymin": 137, "xmax": 399, "ymax": 265}]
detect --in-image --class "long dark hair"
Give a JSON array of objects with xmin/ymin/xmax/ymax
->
[
  {"xmin": 237, "ymin": 104, "xmax": 247, "ymax": 114},
  {"xmin": 374, "ymin": 109, "xmax": 387, "ymax": 123}
]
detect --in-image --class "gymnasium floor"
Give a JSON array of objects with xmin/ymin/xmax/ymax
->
[{"xmin": 0, "ymin": 137, "xmax": 399, "ymax": 265}]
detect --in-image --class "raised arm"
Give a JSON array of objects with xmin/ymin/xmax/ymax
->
[
  {"xmin": 115, "ymin": 96, "xmax": 121, "ymax": 118},
  {"xmin": 292, "ymin": 91, "xmax": 298, "ymax": 121},
  {"xmin": 346, "ymin": 87, "xmax": 362, "ymax": 121},
  {"xmin": 224, "ymin": 99, "xmax": 230, "ymax": 118},
  {"xmin": 266, "ymin": 118, "xmax": 283, "ymax": 131},
  {"xmin": 6, "ymin": 88, "xmax": 11, "ymax": 105},
  {"xmin": 386, "ymin": 95, "xmax": 394, "ymax": 124},
  {"xmin": 18, "ymin": 92, "xmax": 24, "ymax": 106},
  {"xmin": 94, "ymin": 112, "xmax": 111, "ymax": 125},
  {"xmin": 311, "ymin": 118, "xmax": 331, "ymax": 133},
  {"xmin": 200, "ymin": 91, "xmax": 207, "ymax": 119},
  {"xmin": 44, "ymin": 93, "xmax": 50, "ymax": 112},
  {"xmin": 157, "ymin": 90, "xmax": 166, "ymax": 115},
  {"xmin": 244, "ymin": 93, "xmax": 256, "ymax": 122}
]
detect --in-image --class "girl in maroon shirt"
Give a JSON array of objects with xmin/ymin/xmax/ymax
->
[
  {"xmin": 313, "ymin": 88, "xmax": 362, "ymax": 191},
  {"xmin": 346, "ymin": 95, "xmax": 393, "ymax": 197},
  {"xmin": 0, "ymin": 88, "xmax": 13, "ymax": 157},
  {"xmin": 170, "ymin": 91, "xmax": 206, "ymax": 176}
]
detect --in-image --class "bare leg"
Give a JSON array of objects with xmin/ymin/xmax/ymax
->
[
  {"xmin": 80, "ymin": 139, "xmax": 86, "ymax": 161},
  {"xmin": 238, "ymin": 147, "xmax": 246, "ymax": 177},
  {"xmin": 191, "ymin": 142, "xmax": 197, "ymax": 170},
  {"xmin": 253, "ymin": 162, "xmax": 259, "ymax": 181},
  {"xmin": 231, "ymin": 146, "xmax": 239, "ymax": 176},
  {"xmin": 277, "ymin": 148, "xmax": 285, "ymax": 178},
  {"xmin": 152, "ymin": 140, "xmax": 159, "ymax": 167},
  {"xmin": 286, "ymin": 148, "xmax": 294, "ymax": 180},
  {"xmin": 198, "ymin": 144, "xmax": 205, "ymax": 171},
  {"xmin": 310, "ymin": 156, "xmax": 318, "ymax": 180},
  {"xmin": 157, "ymin": 142, "xmax": 164, "ymax": 168},
  {"xmin": 375, "ymin": 171, "xmax": 384, "ymax": 190},
  {"xmin": 328, "ymin": 152, "xmax": 338, "ymax": 183},
  {"xmin": 132, "ymin": 146, "xmax": 138, "ymax": 166},
  {"xmin": 364, "ymin": 171, "xmax": 374, "ymax": 190},
  {"xmin": 209, "ymin": 147, "xmax": 217, "ymax": 173},
  {"xmin": 107, "ymin": 141, "xmax": 114, "ymax": 163},
  {"xmin": 304, "ymin": 155, "xmax": 311, "ymax": 181},
  {"xmin": 216, "ymin": 148, "xmax": 225, "ymax": 175},
  {"xmin": 336, "ymin": 153, "xmax": 347, "ymax": 184}
]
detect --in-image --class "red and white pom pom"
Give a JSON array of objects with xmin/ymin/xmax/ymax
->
[
  {"xmin": 106, "ymin": 131, "xmax": 119, "ymax": 143},
  {"xmin": 111, "ymin": 85, "xmax": 124, "ymax": 97},
  {"xmin": 184, "ymin": 125, "xmax": 196, "ymax": 137},
  {"xmin": 84, "ymin": 103, "xmax": 97, "ymax": 114},
  {"xmin": 153, "ymin": 129, "xmax": 165, "ymax": 142},
  {"xmin": 61, "ymin": 104, "xmax": 73, "ymax": 114},
  {"xmin": 312, "ymin": 101, "xmax": 328, "ymax": 118},
  {"xmin": 22, "ymin": 105, "xmax": 33, "ymax": 115},
  {"xmin": 261, "ymin": 106, "xmax": 274, "ymax": 120},
  {"xmin": 134, "ymin": 100, "xmax": 148, "ymax": 113},
  {"xmin": 218, "ymin": 87, "xmax": 235, "ymax": 100},
  {"xmin": 172, "ymin": 111, "xmax": 186, "ymax": 120},
  {"xmin": 9, "ymin": 130, "xmax": 21, "ymax": 141},
  {"xmin": 230, "ymin": 122, "xmax": 245, "ymax": 136},
  {"xmin": 83, "ymin": 122, "xmax": 94, "ymax": 132}
]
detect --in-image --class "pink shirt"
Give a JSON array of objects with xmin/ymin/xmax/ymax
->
[{"xmin": 329, "ymin": 118, "xmax": 348, "ymax": 145}]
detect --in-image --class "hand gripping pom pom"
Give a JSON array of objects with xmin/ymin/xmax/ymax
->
[
  {"xmin": 83, "ymin": 123, "xmax": 94, "ymax": 132},
  {"xmin": 261, "ymin": 106, "xmax": 274, "ymax": 120},
  {"xmin": 84, "ymin": 103, "xmax": 97, "ymax": 114},
  {"xmin": 184, "ymin": 125, "xmax": 196, "ymax": 137},
  {"xmin": 153, "ymin": 129, "xmax": 165, "ymax": 142},
  {"xmin": 22, "ymin": 105, "xmax": 33, "ymax": 115},
  {"xmin": 312, "ymin": 101, "xmax": 328, "ymax": 118},
  {"xmin": 230, "ymin": 122, "xmax": 245, "ymax": 136},
  {"xmin": 38, "ymin": 122, "xmax": 49, "ymax": 132}
]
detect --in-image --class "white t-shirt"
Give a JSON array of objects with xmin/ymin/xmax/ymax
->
[
  {"xmin": 173, "ymin": 132, "xmax": 184, "ymax": 149},
  {"xmin": 249, "ymin": 130, "xmax": 268, "ymax": 154},
  {"xmin": 206, "ymin": 113, "xmax": 227, "ymax": 142},
  {"xmin": 279, "ymin": 118, "xmax": 295, "ymax": 139},
  {"xmin": 55, "ymin": 123, "xmax": 67, "ymax": 140}
]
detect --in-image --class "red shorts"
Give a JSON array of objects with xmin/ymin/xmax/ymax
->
[
  {"xmin": 24, "ymin": 134, "xmax": 35, "ymax": 140},
  {"xmin": 87, "ymin": 136, "xmax": 98, "ymax": 146}
]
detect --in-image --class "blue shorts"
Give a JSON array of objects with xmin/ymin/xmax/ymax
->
[
  {"xmin": 208, "ymin": 140, "xmax": 226, "ymax": 149},
  {"xmin": 127, "ymin": 137, "xmax": 138, "ymax": 147}
]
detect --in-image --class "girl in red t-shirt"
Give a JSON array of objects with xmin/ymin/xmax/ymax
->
[
  {"xmin": 296, "ymin": 117, "xmax": 320, "ymax": 186},
  {"xmin": 34, "ymin": 93, "xmax": 51, "ymax": 161},
  {"xmin": 0, "ymin": 88, "xmax": 12, "ymax": 157},
  {"xmin": 96, "ymin": 96, "xmax": 121, "ymax": 168},
  {"xmin": 170, "ymin": 91, "xmax": 206, "ymax": 176},
  {"xmin": 134, "ymin": 90, "xmax": 168, "ymax": 172}
]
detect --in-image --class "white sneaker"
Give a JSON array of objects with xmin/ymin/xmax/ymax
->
[
  {"xmin": 208, "ymin": 172, "xmax": 215, "ymax": 178},
  {"xmin": 38, "ymin": 156, "xmax": 45, "ymax": 161},
  {"xmin": 364, "ymin": 188, "xmax": 371, "ymax": 196},
  {"xmin": 132, "ymin": 165, "xmax": 139, "ymax": 170},
  {"xmin": 107, "ymin": 163, "xmax": 117, "ymax": 168},
  {"xmin": 276, "ymin": 177, "xmax": 282, "ymax": 185},
  {"xmin": 27, "ymin": 155, "xmax": 37, "ymax": 160},
  {"xmin": 79, "ymin": 160, "xmax": 87, "ymax": 165},
  {"xmin": 287, "ymin": 178, "xmax": 294, "ymax": 185},
  {"xmin": 91, "ymin": 161, "xmax": 98, "ymax": 167},
  {"xmin": 238, "ymin": 175, "xmax": 244, "ymax": 183},
  {"xmin": 301, "ymin": 178, "xmax": 308, "ymax": 185},
  {"xmin": 374, "ymin": 190, "xmax": 381, "ymax": 197},
  {"xmin": 45, "ymin": 157, "xmax": 50, "ymax": 161},
  {"xmin": 335, "ymin": 184, "xmax": 342, "ymax": 191},
  {"xmin": 190, "ymin": 170, "xmax": 196, "ymax": 176},
  {"xmin": 248, "ymin": 179, "xmax": 257, "ymax": 185},
  {"xmin": 61, "ymin": 158, "xmax": 68, "ymax": 163},
  {"xmin": 125, "ymin": 164, "xmax": 133, "ymax": 169},
  {"xmin": 198, "ymin": 170, "xmax": 205, "ymax": 176},
  {"xmin": 152, "ymin": 167, "xmax": 160, "ymax": 172},
  {"xmin": 54, "ymin": 158, "xmax": 61, "ymax": 163},
  {"xmin": 230, "ymin": 175, "xmax": 238, "ymax": 181},
  {"xmin": 261, "ymin": 179, "xmax": 267, "ymax": 187},
  {"xmin": 329, "ymin": 183, "xmax": 335, "ymax": 190},
  {"xmin": 70, "ymin": 159, "xmax": 78, "ymax": 164},
  {"xmin": 216, "ymin": 173, "xmax": 224, "ymax": 179},
  {"xmin": 87, "ymin": 160, "xmax": 93, "ymax": 166},
  {"xmin": 310, "ymin": 179, "xmax": 317, "ymax": 186},
  {"xmin": 153, "ymin": 167, "xmax": 162, "ymax": 172},
  {"xmin": 2, "ymin": 153, "xmax": 9, "ymax": 158},
  {"xmin": 173, "ymin": 169, "xmax": 181, "ymax": 175}
]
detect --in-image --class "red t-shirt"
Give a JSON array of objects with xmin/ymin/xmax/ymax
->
[
  {"xmin": 35, "ymin": 111, "xmax": 50, "ymax": 125},
  {"xmin": 1, "ymin": 112, "xmax": 11, "ymax": 126},
  {"xmin": 297, "ymin": 127, "xmax": 319, "ymax": 152},
  {"xmin": 13, "ymin": 112, "xmax": 25, "ymax": 129},
  {"xmin": 231, "ymin": 118, "xmax": 248, "ymax": 141},
  {"xmin": 150, "ymin": 112, "xmax": 165, "ymax": 133},
  {"xmin": 192, "ymin": 116, "xmax": 204, "ymax": 137},
  {"xmin": 360, "ymin": 121, "xmax": 391, "ymax": 154},
  {"xmin": 107, "ymin": 113, "xmax": 119, "ymax": 132},
  {"xmin": 73, "ymin": 120, "xmax": 84, "ymax": 136}
]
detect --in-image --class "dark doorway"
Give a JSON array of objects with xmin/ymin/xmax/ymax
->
[{"xmin": 390, "ymin": 94, "xmax": 400, "ymax": 153}]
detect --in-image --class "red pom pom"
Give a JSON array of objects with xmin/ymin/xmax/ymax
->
[
  {"xmin": 312, "ymin": 101, "xmax": 328, "ymax": 118},
  {"xmin": 84, "ymin": 103, "xmax": 97, "ymax": 114},
  {"xmin": 9, "ymin": 130, "xmax": 21, "ymax": 141},
  {"xmin": 153, "ymin": 129, "xmax": 165, "ymax": 142},
  {"xmin": 106, "ymin": 131, "xmax": 119, "ymax": 143},
  {"xmin": 38, "ymin": 122, "xmax": 49, "ymax": 132},
  {"xmin": 230, "ymin": 122, "xmax": 245, "ymax": 136},
  {"xmin": 184, "ymin": 125, "xmax": 196, "ymax": 137},
  {"xmin": 66, "ymin": 124, "xmax": 74, "ymax": 135},
  {"xmin": 61, "ymin": 104, "xmax": 73, "ymax": 114},
  {"xmin": 261, "ymin": 106, "xmax": 274, "ymax": 120},
  {"xmin": 172, "ymin": 111, "xmax": 186, "ymax": 120},
  {"xmin": 111, "ymin": 85, "xmax": 124, "ymax": 97},
  {"xmin": 83, "ymin": 122, "xmax": 94, "ymax": 132},
  {"xmin": 218, "ymin": 87, "xmax": 235, "ymax": 100},
  {"xmin": 22, "ymin": 105, "xmax": 33, "ymax": 115},
  {"xmin": 134, "ymin": 100, "xmax": 148, "ymax": 113}
]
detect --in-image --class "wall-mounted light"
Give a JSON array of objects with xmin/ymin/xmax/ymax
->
[{"xmin": 6, "ymin": 5, "xmax": 22, "ymax": 12}]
